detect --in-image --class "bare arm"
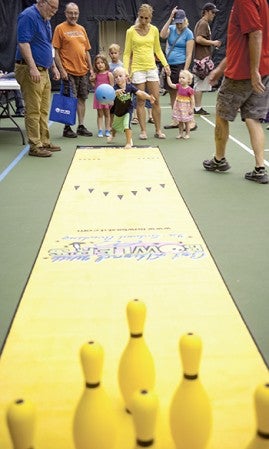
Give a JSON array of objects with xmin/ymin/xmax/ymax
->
[
  {"xmin": 18, "ymin": 42, "xmax": 40, "ymax": 82},
  {"xmin": 160, "ymin": 7, "xmax": 178, "ymax": 39},
  {"xmin": 195, "ymin": 35, "xmax": 221, "ymax": 48},
  {"xmin": 50, "ymin": 61, "xmax": 60, "ymax": 81},
  {"xmin": 208, "ymin": 57, "xmax": 226, "ymax": 85},
  {"xmin": 248, "ymin": 30, "xmax": 265, "ymax": 93},
  {"xmin": 166, "ymin": 75, "xmax": 176, "ymax": 89},
  {"xmin": 54, "ymin": 48, "xmax": 68, "ymax": 80},
  {"xmin": 184, "ymin": 39, "xmax": 194, "ymax": 70},
  {"xmin": 108, "ymin": 71, "xmax": 114, "ymax": 86},
  {"xmin": 86, "ymin": 50, "xmax": 93, "ymax": 75}
]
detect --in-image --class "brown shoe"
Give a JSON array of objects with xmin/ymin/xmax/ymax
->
[
  {"xmin": 29, "ymin": 147, "xmax": 52, "ymax": 157},
  {"xmin": 43, "ymin": 143, "xmax": 61, "ymax": 152}
]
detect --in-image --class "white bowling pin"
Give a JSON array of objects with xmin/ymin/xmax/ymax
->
[
  {"xmin": 6, "ymin": 398, "xmax": 36, "ymax": 449},
  {"xmin": 169, "ymin": 332, "xmax": 212, "ymax": 449},
  {"xmin": 131, "ymin": 389, "xmax": 159, "ymax": 448},
  {"xmin": 118, "ymin": 299, "xmax": 155, "ymax": 412},
  {"xmin": 73, "ymin": 340, "xmax": 117, "ymax": 449},
  {"xmin": 246, "ymin": 383, "xmax": 269, "ymax": 449}
]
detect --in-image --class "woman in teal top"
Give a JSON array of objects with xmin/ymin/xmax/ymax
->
[{"xmin": 123, "ymin": 3, "xmax": 170, "ymax": 140}]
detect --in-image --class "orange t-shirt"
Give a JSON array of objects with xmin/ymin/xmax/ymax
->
[{"xmin": 52, "ymin": 22, "xmax": 91, "ymax": 76}]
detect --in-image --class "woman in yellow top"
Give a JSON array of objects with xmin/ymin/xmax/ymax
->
[{"xmin": 123, "ymin": 3, "xmax": 170, "ymax": 140}]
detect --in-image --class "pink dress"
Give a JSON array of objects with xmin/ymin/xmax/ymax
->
[
  {"xmin": 172, "ymin": 84, "xmax": 194, "ymax": 123},
  {"xmin": 93, "ymin": 72, "xmax": 111, "ymax": 110}
]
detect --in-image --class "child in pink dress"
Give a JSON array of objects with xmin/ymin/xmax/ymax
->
[
  {"xmin": 90, "ymin": 54, "xmax": 114, "ymax": 137},
  {"xmin": 166, "ymin": 70, "xmax": 194, "ymax": 139}
]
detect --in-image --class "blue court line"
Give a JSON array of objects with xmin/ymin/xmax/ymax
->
[
  {"xmin": 0, "ymin": 121, "xmax": 54, "ymax": 183},
  {"xmin": 0, "ymin": 144, "xmax": 29, "ymax": 183}
]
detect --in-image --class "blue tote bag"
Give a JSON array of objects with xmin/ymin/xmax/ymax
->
[{"xmin": 49, "ymin": 82, "xmax": 78, "ymax": 125}]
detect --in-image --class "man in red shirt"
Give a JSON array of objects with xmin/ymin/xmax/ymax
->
[{"xmin": 203, "ymin": 0, "xmax": 269, "ymax": 183}]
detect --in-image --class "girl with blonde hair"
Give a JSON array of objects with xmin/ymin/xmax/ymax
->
[
  {"xmin": 160, "ymin": 7, "xmax": 196, "ymax": 130},
  {"xmin": 166, "ymin": 69, "xmax": 194, "ymax": 139}
]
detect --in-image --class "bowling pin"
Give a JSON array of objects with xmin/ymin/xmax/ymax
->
[
  {"xmin": 6, "ymin": 398, "xmax": 36, "ymax": 449},
  {"xmin": 246, "ymin": 383, "xmax": 269, "ymax": 449},
  {"xmin": 131, "ymin": 389, "xmax": 159, "ymax": 448},
  {"xmin": 73, "ymin": 340, "xmax": 117, "ymax": 449},
  {"xmin": 118, "ymin": 299, "xmax": 155, "ymax": 412},
  {"xmin": 169, "ymin": 332, "xmax": 212, "ymax": 449}
]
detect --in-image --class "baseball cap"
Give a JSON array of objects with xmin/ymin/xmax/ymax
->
[
  {"xmin": 202, "ymin": 3, "xmax": 220, "ymax": 12},
  {"xmin": 173, "ymin": 9, "xmax": 186, "ymax": 23}
]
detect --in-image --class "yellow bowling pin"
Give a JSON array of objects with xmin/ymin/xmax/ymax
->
[
  {"xmin": 118, "ymin": 299, "xmax": 155, "ymax": 412},
  {"xmin": 73, "ymin": 340, "xmax": 117, "ymax": 449},
  {"xmin": 6, "ymin": 398, "xmax": 36, "ymax": 449},
  {"xmin": 131, "ymin": 389, "xmax": 159, "ymax": 448},
  {"xmin": 246, "ymin": 383, "xmax": 269, "ymax": 449},
  {"xmin": 169, "ymin": 332, "xmax": 212, "ymax": 449}
]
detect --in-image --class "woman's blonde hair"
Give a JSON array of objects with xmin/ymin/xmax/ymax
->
[{"xmin": 138, "ymin": 3, "xmax": 153, "ymax": 17}]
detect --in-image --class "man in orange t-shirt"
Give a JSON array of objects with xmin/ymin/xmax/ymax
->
[
  {"xmin": 53, "ymin": 2, "xmax": 93, "ymax": 138},
  {"xmin": 203, "ymin": 0, "xmax": 269, "ymax": 184}
]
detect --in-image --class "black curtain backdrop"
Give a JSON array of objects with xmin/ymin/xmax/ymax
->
[{"xmin": 0, "ymin": 0, "xmax": 233, "ymax": 73}]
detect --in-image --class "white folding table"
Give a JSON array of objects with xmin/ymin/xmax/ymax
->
[{"xmin": 0, "ymin": 78, "xmax": 25, "ymax": 145}]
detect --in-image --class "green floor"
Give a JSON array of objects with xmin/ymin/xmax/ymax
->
[{"xmin": 0, "ymin": 91, "xmax": 268, "ymax": 365}]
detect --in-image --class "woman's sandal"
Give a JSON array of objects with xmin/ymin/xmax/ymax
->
[
  {"xmin": 154, "ymin": 132, "xmax": 166, "ymax": 139},
  {"xmin": 139, "ymin": 133, "xmax": 148, "ymax": 140}
]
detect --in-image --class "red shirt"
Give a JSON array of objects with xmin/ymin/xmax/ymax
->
[{"xmin": 225, "ymin": 0, "xmax": 269, "ymax": 79}]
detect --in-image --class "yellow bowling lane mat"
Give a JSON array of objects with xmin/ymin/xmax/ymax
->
[{"xmin": 0, "ymin": 146, "xmax": 268, "ymax": 448}]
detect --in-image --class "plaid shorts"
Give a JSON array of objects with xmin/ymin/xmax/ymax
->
[{"xmin": 217, "ymin": 76, "xmax": 269, "ymax": 121}]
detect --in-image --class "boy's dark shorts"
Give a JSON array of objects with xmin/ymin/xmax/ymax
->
[{"xmin": 217, "ymin": 76, "xmax": 269, "ymax": 121}]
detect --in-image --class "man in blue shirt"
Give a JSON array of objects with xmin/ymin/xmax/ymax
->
[{"xmin": 15, "ymin": 0, "xmax": 60, "ymax": 157}]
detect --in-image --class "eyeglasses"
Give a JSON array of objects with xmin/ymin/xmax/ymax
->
[
  {"xmin": 44, "ymin": 0, "xmax": 58, "ymax": 12},
  {"xmin": 66, "ymin": 11, "xmax": 79, "ymax": 16},
  {"xmin": 139, "ymin": 16, "xmax": 149, "ymax": 20}
]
